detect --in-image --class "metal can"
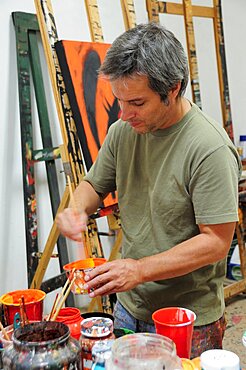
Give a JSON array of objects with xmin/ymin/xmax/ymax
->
[{"xmin": 80, "ymin": 317, "xmax": 115, "ymax": 370}]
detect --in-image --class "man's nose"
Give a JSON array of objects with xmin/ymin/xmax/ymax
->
[{"xmin": 120, "ymin": 102, "xmax": 135, "ymax": 121}]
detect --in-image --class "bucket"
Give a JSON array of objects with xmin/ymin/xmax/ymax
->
[
  {"xmin": 55, "ymin": 307, "xmax": 83, "ymax": 340},
  {"xmin": 0, "ymin": 289, "xmax": 46, "ymax": 325},
  {"xmin": 63, "ymin": 258, "xmax": 106, "ymax": 294},
  {"xmin": 152, "ymin": 307, "xmax": 196, "ymax": 359}
]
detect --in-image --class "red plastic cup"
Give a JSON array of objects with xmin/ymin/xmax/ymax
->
[
  {"xmin": 0, "ymin": 289, "xmax": 46, "ymax": 325},
  {"xmin": 152, "ymin": 307, "xmax": 196, "ymax": 359}
]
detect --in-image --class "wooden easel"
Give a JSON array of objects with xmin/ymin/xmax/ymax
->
[
  {"xmin": 12, "ymin": 11, "xmax": 74, "ymax": 306},
  {"xmin": 29, "ymin": 0, "xmax": 138, "ymax": 313}
]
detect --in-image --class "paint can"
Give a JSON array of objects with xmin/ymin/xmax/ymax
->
[
  {"xmin": 2, "ymin": 321, "xmax": 81, "ymax": 369},
  {"xmin": 63, "ymin": 258, "xmax": 106, "ymax": 295},
  {"xmin": 0, "ymin": 289, "xmax": 46, "ymax": 325},
  {"xmin": 200, "ymin": 349, "xmax": 240, "ymax": 370},
  {"xmin": 55, "ymin": 307, "xmax": 83, "ymax": 340},
  {"xmin": 80, "ymin": 317, "xmax": 115, "ymax": 370}
]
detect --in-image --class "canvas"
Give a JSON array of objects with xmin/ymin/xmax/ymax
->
[{"xmin": 56, "ymin": 40, "xmax": 120, "ymax": 207}]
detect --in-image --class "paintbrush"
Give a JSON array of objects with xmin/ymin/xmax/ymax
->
[
  {"xmin": 18, "ymin": 298, "xmax": 25, "ymax": 327},
  {"xmin": 48, "ymin": 268, "xmax": 75, "ymax": 321},
  {"xmin": 67, "ymin": 175, "xmax": 90, "ymax": 258},
  {"xmin": 50, "ymin": 274, "xmax": 76, "ymax": 321},
  {"xmin": 21, "ymin": 295, "xmax": 29, "ymax": 325},
  {"xmin": 0, "ymin": 321, "xmax": 10, "ymax": 341}
]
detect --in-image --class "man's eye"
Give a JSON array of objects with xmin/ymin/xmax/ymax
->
[{"xmin": 133, "ymin": 102, "xmax": 144, "ymax": 107}]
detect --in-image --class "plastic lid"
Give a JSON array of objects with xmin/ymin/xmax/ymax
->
[
  {"xmin": 81, "ymin": 317, "xmax": 113, "ymax": 338},
  {"xmin": 200, "ymin": 349, "xmax": 240, "ymax": 370},
  {"xmin": 239, "ymin": 135, "xmax": 246, "ymax": 141}
]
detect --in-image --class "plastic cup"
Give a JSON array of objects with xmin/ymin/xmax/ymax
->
[
  {"xmin": 152, "ymin": 307, "xmax": 196, "ymax": 359},
  {"xmin": 0, "ymin": 289, "xmax": 46, "ymax": 325},
  {"xmin": 63, "ymin": 258, "xmax": 106, "ymax": 295}
]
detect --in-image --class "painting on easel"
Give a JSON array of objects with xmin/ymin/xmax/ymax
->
[{"xmin": 56, "ymin": 40, "xmax": 120, "ymax": 207}]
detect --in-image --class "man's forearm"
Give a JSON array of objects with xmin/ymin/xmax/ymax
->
[
  {"xmin": 72, "ymin": 180, "xmax": 102, "ymax": 215},
  {"xmin": 138, "ymin": 222, "xmax": 235, "ymax": 283}
]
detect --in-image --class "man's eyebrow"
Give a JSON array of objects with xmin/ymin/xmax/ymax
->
[
  {"xmin": 116, "ymin": 97, "xmax": 144, "ymax": 103},
  {"xmin": 128, "ymin": 98, "xmax": 144, "ymax": 102}
]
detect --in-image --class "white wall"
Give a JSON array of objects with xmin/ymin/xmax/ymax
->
[{"xmin": 0, "ymin": 0, "xmax": 245, "ymax": 313}]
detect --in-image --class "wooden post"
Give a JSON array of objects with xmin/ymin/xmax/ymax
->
[{"xmin": 183, "ymin": 0, "xmax": 202, "ymax": 109}]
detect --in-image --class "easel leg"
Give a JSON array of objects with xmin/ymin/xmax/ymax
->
[{"xmin": 30, "ymin": 187, "xmax": 69, "ymax": 289}]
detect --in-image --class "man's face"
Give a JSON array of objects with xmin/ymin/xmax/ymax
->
[{"xmin": 111, "ymin": 74, "xmax": 177, "ymax": 134}]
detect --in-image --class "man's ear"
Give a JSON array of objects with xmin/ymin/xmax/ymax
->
[{"xmin": 169, "ymin": 81, "xmax": 182, "ymax": 100}]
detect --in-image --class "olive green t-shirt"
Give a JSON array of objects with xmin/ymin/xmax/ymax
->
[{"xmin": 84, "ymin": 103, "xmax": 241, "ymax": 325}]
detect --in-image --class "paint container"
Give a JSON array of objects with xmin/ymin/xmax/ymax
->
[
  {"xmin": 0, "ymin": 324, "xmax": 14, "ymax": 349},
  {"xmin": 0, "ymin": 324, "xmax": 13, "ymax": 369},
  {"xmin": 105, "ymin": 333, "xmax": 182, "ymax": 370},
  {"xmin": 200, "ymin": 349, "xmax": 240, "ymax": 370},
  {"xmin": 80, "ymin": 317, "xmax": 115, "ymax": 370},
  {"xmin": 181, "ymin": 358, "xmax": 197, "ymax": 369},
  {"xmin": 0, "ymin": 289, "xmax": 46, "ymax": 325},
  {"xmin": 92, "ymin": 339, "xmax": 114, "ymax": 370},
  {"xmin": 2, "ymin": 321, "xmax": 81, "ymax": 369},
  {"xmin": 55, "ymin": 307, "xmax": 83, "ymax": 340},
  {"xmin": 152, "ymin": 307, "xmax": 196, "ymax": 359},
  {"xmin": 81, "ymin": 311, "xmax": 114, "ymax": 322},
  {"xmin": 63, "ymin": 258, "xmax": 106, "ymax": 295}
]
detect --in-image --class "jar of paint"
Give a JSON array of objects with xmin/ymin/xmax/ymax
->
[
  {"xmin": 63, "ymin": 258, "xmax": 106, "ymax": 295},
  {"xmin": 2, "ymin": 321, "xmax": 81, "ymax": 369},
  {"xmin": 80, "ymin": 317, "xmax": 115, "ymax": 370},
  {"xmin": 55, "ymin": 307, "xmax": 83, "ymax": 340},
  {"xmin": 105, "ymin": 333, "xmax": 182, "ymax": 370},
  {"xmin": 91, "ymin": 339, "xmax": 114, "ymax": 369}
]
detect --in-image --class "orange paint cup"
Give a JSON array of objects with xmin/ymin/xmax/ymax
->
[
  {"xmin": 55, "ymin": 307, "xmax": 83, "ymax": 340},
  {"xmin": 152, "ymin": 307, "xmax": 196, "ymax": 359},
  {"xmin": 0, "ymin": 289, "xmax": 46, "ymax": 325},
  {"xmin": 63, "ymin": 258, "xmax": 106, "ymax": 295}
]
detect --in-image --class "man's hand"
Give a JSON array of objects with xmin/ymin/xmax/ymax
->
[
  {"xmin": 56, "ymin": 208, "xmax": 88, "ymax": 242},
  {"xmin": 84, "ymin": 259, "xmax": 142, "ymax": 297}
]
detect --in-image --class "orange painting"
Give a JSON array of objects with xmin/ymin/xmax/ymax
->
[{"xmin": 56, "ymin": 41, "xmax": 120, "ymax": 207}]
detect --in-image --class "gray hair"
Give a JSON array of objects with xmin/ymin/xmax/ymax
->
[{"xmin": 99, "ymin": 22, "xmax": 189, "ymax": 103}]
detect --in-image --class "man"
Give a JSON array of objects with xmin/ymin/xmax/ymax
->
[{"xmin": 56, "ymin": 22, "xmax": 241, "ymax": 357}]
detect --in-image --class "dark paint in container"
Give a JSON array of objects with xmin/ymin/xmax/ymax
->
[{"xmin": 2, "ymin": 321, "xmax": 81, "ymax": 369}]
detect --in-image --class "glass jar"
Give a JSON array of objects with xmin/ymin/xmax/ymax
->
[
  {"xmin": 80, "ymin": 317, "xmax": 115, "ymax": 370},
  {"xmin": 2, "ymin": 321, "xmax": 81, "ymax": 369},
  {"xmin": 91, "ymin": 339, "xmax": 114, "ymax": 370},
  {"xmin": 105, "ymin": 333, "xmax": 182, "ymax": 370}
]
